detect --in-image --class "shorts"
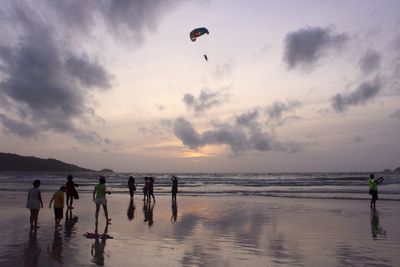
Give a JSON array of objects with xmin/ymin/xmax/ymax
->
[
  {"xmin": 371, "ymin": 190, "xmax": 378, "ymax": 201},
  {"xmin": 95, "ymin": 198, "xmax": 107, "ymax": 205},
  {"xmin": 54, "ymin": 208, "xmax": 63, "ymax": 219}
]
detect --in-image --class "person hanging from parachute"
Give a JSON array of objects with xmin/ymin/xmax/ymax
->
[{"xmin": 190, "ymin": 27, "xmax": 209, "ymax": 61}]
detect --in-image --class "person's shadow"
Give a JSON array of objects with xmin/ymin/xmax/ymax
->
[
  {"xmin": 143, "ymin": 201, "xmax": 155, "ymax": 227},
  {"xmin": 91, "ymin": 224, "xmax": 109, "ymax": 266},
  {"xmin": 370, "ymin": 209, "xmax": 387, "ymax": 240},
  {"xmin": 24, "ymin": 229, "xmax": 41, "ymax": 267},
  {"xmin": 171, "ymin": 199, "xmax": 178, "ymax": 223},
  {"xmin": 64, "ymin": 208, "xmax": 78, "ymax": 238},
  {"xmin": 127, "ymin": 199, "xmax": 136, "ymax": 221},
  {"xmin": 47, "ymin": 228, "xmax": 63, "ymax": 264}
]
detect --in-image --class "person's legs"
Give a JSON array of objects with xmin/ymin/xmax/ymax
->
[
  {"xmin": 95, "ymin": 204, "xmax": 100, "ymax": 224},
  {"xmin": 33, "ymin": 209, "xmax": 39, "ymax": 228},
  {"xmin": 102, "ymin": 204, "xmax": 111, "ymax": 224},
  {"xmin": 151, "ymin": 193, "xmax": 155, "ymax": 201},
  {"xmin": 30, "ymin": 209, "xmax": 35, "ymax": 228},
  {"xmin": 129, "ymin": 188, "xmax": 133, "ymax": 198}
]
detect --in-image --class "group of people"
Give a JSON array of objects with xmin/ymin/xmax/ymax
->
[{"xmin": 26, "ymin": 174, "xmax": 179, "ymax": 229}]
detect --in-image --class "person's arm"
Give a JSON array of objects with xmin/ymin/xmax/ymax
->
[
  {"xmin": 93, "ymin": 188, "xmax": 96, "ymax": 201},
  {"xmin": 38, "ymin": 191, "xmax": 43, "ymax": 208},
  {"xmin": 49, "ymin": 196, "xmax": 54, "ymax": 208}
]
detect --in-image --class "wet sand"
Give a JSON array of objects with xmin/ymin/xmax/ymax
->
[{"xmin": 0, "ymin": 192, "xmax": 399, "ymax": 266}]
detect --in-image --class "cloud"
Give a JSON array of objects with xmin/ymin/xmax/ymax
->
[
  {"xmin": 359, "ymin": 50, "xmax": 381, "ymax": 75},
  {"xmin": 173, "ymin": 117, "xmax": 302, "ymax": 153},
  {"xmin": 331, "ymin": 78, "xmax": 382, "ymax": 113},
  {"xmin": 183, "ymin": 89, "xmax": 227, "ymax": 114},
  {"xmin": 0, "ymin": 0, "xmax": 182, "ymax": 142},
  {"xmin": 235, "ymin": 109, "xmax": 260, "ymax": 128},
  {"xmin": 265, "ymin": 100, "xmax": 302, "ymax": 128},
  {"xmin": 284, "ymin": 26, "xmax": 348, "ymax": 70},
  {"xmin": 266, "ymin": 100, "xmax": 302, "ymax": 120}
]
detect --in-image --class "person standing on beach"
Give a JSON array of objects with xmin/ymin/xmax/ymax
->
[
  {"xmin": 26, "ymin": 179, "xmax": 43, "ymax": 229},
  {"xmin": 368, "ymin": 174, "xmax": 384, "ymax": 209},
  {"xmin": 171, "ymin": 175, "xmax": 178, "ymax": 201},
  {"xmin": 128, "ymin": 176, "xmax": 136, "ymax": 199},
  {"xmin": 49, "ymin": 186, "xmax": 66, "ymax": 228},
  {"xmin": 66, "ymin": 175, "xmax": 78, "ymax": 209},
  {"xmin": 149, "ymin": 176, "xmax": 155, "ymax": 202},
  {"xmin": 143, "ymin": 177, "xmax": 149, "ymax": 201},
  {"xmin": 93, "ymin": 176, "xmax": 111, "ymax": 225}
]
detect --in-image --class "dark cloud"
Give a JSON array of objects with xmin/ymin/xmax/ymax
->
[
  {"xmin": 0, "ymin": 0, "xmax": 182, "ymax": 142},
  {"xmin": 235, "ymin": 109, "xmax": 260, "ymax": 128},
  {"xmin": 331, "ymin": 78, "xmax": 382, "ymax": 113},
  {"xmin": 284, "ymin": 26, "xmax": 348, "ymax": 70},
  {"xmin": 359, "ymin": 50, "xmax": 381, "ymax": 75},
  {"xmin": 173, "ymin": 117, "xmax": 302, "ymax": 153},
  {"xmin": 183, "ymin": 89, "xmax": 227, "ymax": 114},
  {"xmin": 266, "ymin": 100, "xmax": 302, "ymax": 120}
]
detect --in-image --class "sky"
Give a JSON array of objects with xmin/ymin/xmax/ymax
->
[{"xmin": 0, "ymin": 0, "xmax": 399, "ymax": 172}]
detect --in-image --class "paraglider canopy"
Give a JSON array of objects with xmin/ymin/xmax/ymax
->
[{"xmin": 190, "ymin": 27, "xmax": 209, "ymax": 42}]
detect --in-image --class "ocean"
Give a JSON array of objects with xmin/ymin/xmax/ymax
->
[{"xmin": 1, "ymin": 172, "xmax": 399, "ymax": 200}]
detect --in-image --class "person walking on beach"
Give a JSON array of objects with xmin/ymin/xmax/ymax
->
[
  {"xmin": 66, "ymin": 175, "xmax": 78, "ymax": 209},
  {"xmin": 93, "ymin": 176, "xmax": 111, "ymax": 225},
  {"xmin": 26, "ymin": 179, "xmax": 43, "ymax": 229},
  {"xmin": 171, "ymin": 175, "xmax": 178, "ymax": 201},
  {"xmin": 148, "ymin": 176, "xmax": 155, "ymax": 202},
  {"xmin": 368, "ymin": 174, "xmax": 384, "ymax": 209},
  {"xmin": 49, "ymin": 186, "xmax": 66, "ymax": 228},
  {"xmin": 128, "ymin": 176, "xmax": 136, "ymax": 199}
]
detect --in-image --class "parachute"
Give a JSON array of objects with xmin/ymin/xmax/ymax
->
[
  {"xmin": 190, "ymin": 27, "xmax": 209, "ymax": 42},
  {"xmin": 190, "ymin": 27, "xmax": 209, "ymax": 61}
]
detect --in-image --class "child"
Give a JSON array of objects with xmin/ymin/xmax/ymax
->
[
  {"xmin": 49, "ymin": 186, "xmax": 66, "ymax": 228},
  {"xmin": 26, "ymin": 179, "xmax": 43, "ymax": 229},
  {"xmin": 143, "ymin": 177, "xmax": 149, "ymax": 201},
  {"xmin": 66, "ymin": 175, "xmax": 78, "ymax": 209},
  {"xmin": 368, "ymin": 174, "xmax": 384, "ymax": 209},
  {"xmin": 93, "ymin": 176, "xmax": 111, "ymax": 225}
]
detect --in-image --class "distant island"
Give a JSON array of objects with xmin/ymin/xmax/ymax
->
[
  {"xmin": 0, "ymin": 152, "xmax": 94, "ymax": 172},
  {"xmin": 381, "ymin": 167, "xmax": 400, "ymax": 174}
]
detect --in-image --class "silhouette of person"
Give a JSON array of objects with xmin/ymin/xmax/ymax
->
[
  {"xmin": 368, "ymin": 174, "xmax": 384, "ymax": 210},
  {"xmin": 127, "ymin": 199, "xmax": 136, "ymax": 221},
  {"xmin": 171, "ymin": 175, "xmax": 178, "ymax": 201},
  {"xmin": 370, "ymin": 209, "xmax": 387, "ymax": 240},
  {"xmin": 47, "ymin": 228, "xmax": 63, "ymax": 264},
  {"xmin": 128, "ymin": 176, "xmax": 136, "ymax": 199},
  {"xmin": 171, "ymin": 199, "xmax": 178, "ymax": 223}
]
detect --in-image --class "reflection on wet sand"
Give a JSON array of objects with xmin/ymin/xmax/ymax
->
[
  {"xmin": 23, "ymin": 230, "xmax": 41, "ymax": 267},
  {"xmin": 91, "ymin": 224, "xmax": 110, "ymax": 266},
  {"xmin": 127, "ymin": 199, "xmax": 135, "ymax": 221},
  {"xmin": 64, "ymin": 208, "xmax": 78, "ymax": 238},
  {"xmin": 370, "ymin": 209, "xmax": 387, "ymax": 240},
  {"xmin": 171, "ymin": 199, "xmax": 178, "ymax": 223},
  {"xmin": 47, "ymin": 228, "xmax": 63, "ymax": 264},
  {"xmin": 143, "ymin": 200, "xmax": 155, "ymax": 227}
]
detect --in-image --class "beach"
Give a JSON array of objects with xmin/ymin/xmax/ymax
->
[{"xmin": 0, "ymin": 191, "xmax": 399, "ymax": 267}]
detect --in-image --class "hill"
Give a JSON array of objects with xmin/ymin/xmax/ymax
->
[{"xmin": 0, "ymin": 153, "xmax": 94, "ymax": 172}]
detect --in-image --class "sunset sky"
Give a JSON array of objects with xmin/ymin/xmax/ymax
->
[{"xmin": 0, "ymin": 0, "xmax": 399, "ymax": 172}]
